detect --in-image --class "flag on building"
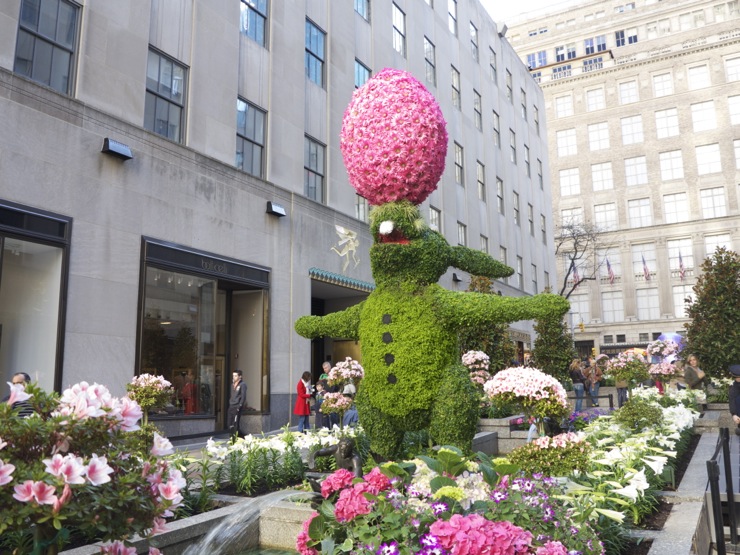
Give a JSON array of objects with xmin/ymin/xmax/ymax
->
[
  {"xmin": 642, "ymin": 254, "xmax": 651, "ymax": 281},
  {"xmin": 679, "ymin": 251, "xmax": 686, "ymax": 281},
  {"xmin": 606, "ymin": 257, "xmax": 615, "ymax": 285},
  {"xmin": 571, "ymin": 260, "xmax": 581, "ymax": 284}
]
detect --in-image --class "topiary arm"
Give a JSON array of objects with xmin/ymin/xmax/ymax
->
[
  {"xmin": 436, "ymin": 289, "xmax": 570, "ymax": 329},
  {"xmin": 294, "ymin": 302, "xmax": 363, "ymax": 340},
  {"xmin": 448, "ymin": 246, "xmax": 514, "ymax": 279}
]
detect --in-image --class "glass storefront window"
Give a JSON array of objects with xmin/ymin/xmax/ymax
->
[{"xmin": 0, "ymin": 238, "xmax": 63, "ymax": 390}]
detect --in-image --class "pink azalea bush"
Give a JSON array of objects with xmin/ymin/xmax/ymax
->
[
  {"xmin": 0, "ymin": 381, "xmax": 181, "ymax": 554},
  {"xmin": 507, "ymin": 432, "xmax": 591, "ymax": 477},
  {"xmin": 340, "ymin": 68, "xmax": 448, "ymax": 206},
  {"xmin": 462, "ymin": 351, "xmax": 490, "ymax": 371},
  {"xmin": 320, "ymin": 392, "xmax": 354, "ymax": 416},
  {"xmin": 327, "ymin": 357, "xmax": 364, "ymax": 386},
  {"xmin": 649, "ymin": 361, "xmax": 679, "ymax": 379},
  {"xmin": 483, "ymin": 367, "xmax": 569, "ymax": 421},
  {"xmin": 646, "ymin": 339, "xmax": 680, "ymax": 359},
  {"xmin": 607, "ymin": 351, "xmax": 650, "ymax": 386}
]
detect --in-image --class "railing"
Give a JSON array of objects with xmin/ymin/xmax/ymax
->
[{"xmin": 706, "ymin": 428, "xmax": 739, "ymax": 555}]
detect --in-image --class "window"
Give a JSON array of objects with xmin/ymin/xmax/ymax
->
[
  {"xmin": 552, "ymin": 65, "xmax": 572, "ymax": 79},
  {"xmin": 729, "ymin": 95, "xmax": 740, "ymax": 125},
  {"xmin": 470, "ymin": 22, "xmax": 479, "ymax": 61},
  {"xmin": 509, "ymin": 130, "xmax": 517, "ymax": 163},
  {"xmin": 457, "ymin": 222, "xmax": 467, "ymax": 246},
  {"xmin": 602, "ymin": 291, "xmax": 625, "ymax": 323},
  {"xmin": 561, "ymin": 207, "xmax": 583, "ymax": 226},
  {"xmin": 621, "ymin": 115, "xmax": 643, "ymax": 145},
  {"xmin": 615, "ymin": 30, "xmax": 626, "ymax": 47},
  {"xmin": 144, "ymin": 50, "xmax": 186, "ymax": 143},
  {"xmin": 663, "ymin": 193, "xmax": 689, "ymax": 223},
  {"xmin": 619, "ymin": 80, "xmax": 639, "ymax": 104},
  {"xmin": 667, "ymin": 238, "xmax": 693, "ymax": 278},
  {"xmin": 544, "ymin": 271, "xmax": 550, "ymax": 289},
  {"xmin": 516, "ymin": 256, "xmax": 523, "ymax": 288},
  {"xmin": 506, "ymin": 70, "xmax": 513, "ymax": 104},
  {"xmin": 557, "ymin": 129, "xmax": 577, "ymax": 156},
  {"xmin": 588, "ymin": 122, "xmax": 609, "ymax": 151},
  {"xmin": 569, "ymin": 293, "xmax": 590, "ymax": 325},
  {"xmin": 537, "ymin": 159, "xmax": 543, "ymax": 189},
  {"xmin": 451, "ymin": 66, "xmax": 461, "ymax": 109},
  {"xmin": 655, "ymin": 108, "xmax": 679, "ymax": 138},
  {"xmin": 598, "ymin": 249, "xmax": 621, "ymax": 282},
  {"xmin": 305, "ymin": 20, "xmax": 325, "ymax": 87},
  {"xmin": 586, "ymin": 88, "xmax": 606, "ymax": 111},
  {"xmin": 696, "ymin": 143, "xmax": 722, "ymax": 175},
  {"xmin": 691, "ymin": 101, "xmax": 717, "ymax": 132},
  {"xmin": 304, "ymin": 136, "xmax": 325, "ymax": 202},
  {"xmin": 583, "ymin": 57, "xmax": 603, "ymax": 72},
  {"xmin": 673, "ymin": 285, "xmax": 693, "ymax": 318},
  {"xmin": 687, "ymin": 65, "xmax": 710, "ymax": 90},
  {"xmin": 480, "ymin": 235, "xmax": 489, "ymax": 254},
  {"xmin": 355, "ymin": 195, "xmax": 369, "ymax": 222},
  {"xmin": 392, "ymin": 4, "xmax": 406, "ymax": 57},
  {"xmin": 679, "ymin": 9, "xmax": 705, "ymax": 29},
  {"xmin": 534, "ymin": 106, "xmax": 540, "ymax": 135},
  {"xmin": 236, "ymin": 99, "xmax": 266, "ymax": 178},
  {"xmin": 628, "ymin": 198, "xmax": 651, "ymax": 228},
  {"xmin": 715, "ymin": 1, "xmax": 740, "ymax": 22},
  {"xmin": 14, "ymin": 0, "xmax": 79, "ymax": 94},
  {"xmin": 454, "ymin": 142, "xmax": 464, "ymax": 184},
  {"xmin": 489, "ymin": 47, "xmax": 497, "ymax": 81},
  {"xmin": 528, "ymin": 204, "xmax": 534, "ymax": 235},
  {"xmin": 531, "ymin": 264, "xmax": 538, "ymax": 293},
  {"xmin": 624, "ymin": 156, "xmax": 648, "ymax": 186},
  {"xmin": 496, "ymin": 178, "xmax": 505, "ymax": 214},
  {"xmin": 499, "ymin": 246, "xmax": 507, "ymax": 267},
  {"xmin": 627, "ymin": 28, "xmax": 638, "ymax": 44},
  {"xmin": 448, "ymin": 0, "xmax": 457, "ymax": 35},
  {"xmin": 726, "ymin": 56, "xmax": 740, "ymax": 82},
  {"xmin": 527, "ymin": 50, "xmax": 547, "ymax": 68},
  {"xmin": 636, "ymin": 289, "xmax": 660, "ymax": 321},
  {"xmin": 659, "ymin": 150, "xmax": 684, "ymax": 181},
  {"xmin": 354, "ymin": 0, "xmax": 370, "ymax": 20},
  {"xmin": 520, "ymin": 89, "xmax": 527, "ymax": 120},
  {"xmin": 540, "ymin": 214, "xmax": 547, "ymax": 243},
  {"xmin": 513, "ymin": 192, "xmax": 520, "ymax": 225},
  {"xmin": 492, "ymin": 110, "xmax": 500, "ymax": 147},
  {"xmin": 632, "ymin": 243, "xmax": 656, "ymax": 281},
  {"xmin": 524, "ymin": 146, "xmax": 530, "ymax": 177},
  {"xmin": 652, "ymin": 72, "xmax": 674, "ymax": 97},
  {"xmin": 429, "ymin": 206, "xmax": 441, "ymax": 231},
  {"xmin": 700, "ymin": 187, "xmax": 727, "ymax": 218},
  {"xmin": 474, "ymin": 90, "xmax": 482, "ymax": 130},
  {"xmin": 240, "ymin": 0, "xmax": 268, "ymax": 46},
  {"xmin": 604, "ymin": 335, "xmax": 614, "ymax": 344},
  {"xmin": 477, "ymin": 161, "xmax": 486, "ymax": 201},
  {"xmin": 354, "ymin": 59, "xmax": 371, "ymax": 88},
  {"xmin": 647, "ymin": 18, "xmax": 672, "ymax": 38},
  {"xmin": 424, "ymin": 37, "xmax": 436, "ymax": 86},
  {"xmin": 735, "ymin": 139, "xmax": 740, "ymax": 169},
  {"xmin": 556, "ymin": 44, "xmax": 575, "ymax": 62},
  {"xmin": 591, "ymin": 162, "xmax": 613, "ymax": 191},
  {"xmin": 584, "ymin": 34, "xmax": 606, "ymax": 54},
  {"xmin": 594, "ymin": 203, "xmax": 617, "ymax": 231},
  {"xmin": 555, "ymin": 95, "xmax": 574, "ymax": 118},
  {"xmin": 705, "ymin": 233, "xmax": 731, "ymax": 255},
  {"xmin": 559, "ymin": 168, "xmax": 580, "ymax": 196}
]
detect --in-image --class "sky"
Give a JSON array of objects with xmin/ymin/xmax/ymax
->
[{"xmin": 480, "ymin": 0, "xmax": 584, "ymax": 25}]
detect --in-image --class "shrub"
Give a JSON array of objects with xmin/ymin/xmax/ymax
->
[
  {"xmin": 507, "ymin": 432, "xmax": 592, "ymax": 477},
  {"xmin": 613, "ymin": 397, "xmax": 664, "ymax": 430}
]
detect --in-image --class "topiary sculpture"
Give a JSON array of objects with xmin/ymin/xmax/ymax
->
[{"xmin": 295, "ymin": 69, "xmax": 569, "ymax": 459}]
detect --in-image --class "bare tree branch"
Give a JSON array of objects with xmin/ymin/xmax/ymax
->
[{"xmin": 555, "ymin": 222, "xmax": 615, "ymax": 299}]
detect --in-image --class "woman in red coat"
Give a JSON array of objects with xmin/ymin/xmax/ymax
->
[{"xmin": 294, "ymin": 371, "xmax": 312, "ymax": 433}]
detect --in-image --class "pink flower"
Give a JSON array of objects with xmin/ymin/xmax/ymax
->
[
  {"xmin": 340, "ymin": 68, "xmax": 448, "ymax": 206},
  {"xmin": 320, "ymin": 468, "xmax": 355, "ymax": 498},
  {"xmin": 0, "ymin": 459, "xmax": 15, "ymax": 486},
  {"xmin": 362, "ymin": 467, "xmax": 391, "ymax": 495},
  {"xmin": 296, "ymin": 512, "xmax": 319, "ymax": 555},
  {"xmin": 149, "ymin": 549, "xmax": 162, "ymax": 555},
  {"xmin": 430, "ymin": 515, "xmax": 532, "ymax": 555},
  {"xmin": 99, "ymin": 541, "xmax": 137, "ymax": 555},
  {"xmin": 334, "ymin": 485, "xmax": 372, "ymax": 522},
  {"xmin": 111, "ymin": 396, "xmax": 143, "ymax": 432},
  {"xmin": 149, "ymin": 516, "xmax": 168, "ymax": 536},
  {"xmin": 86, "ymin": 454, "xmax": 114, "ymax": 485},
  {"xmin": 53, "ymin": 483, "xmax": 73, "ymax": 514},
  {"xmin": 14, "ymin": 480, "xmax": 58, "ymax": 505},
  {"xmin": 0, "ymin": 437, "xmax": 7, "ymax": 450},
  {"xmin": 151, "ymin": 432, "xmax": 174, "ymax": 457},
  {"xmin": 536, "ymin": 541, "xmax": 568, "ymax": 555},
  {"xmin": 44, "ymin": 453, "xmax": 86, "ymax": 484},
  {"xmin": 13, "ymin": 480, "xmax": 35, "ymax": 502}
]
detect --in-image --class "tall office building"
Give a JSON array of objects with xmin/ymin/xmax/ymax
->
[
  {"xmin": 0, "ymin": 0, "xmax": 556, "ymax": 438},
  {"xmin": 507, "ymin": 0, "xmax": 740, "ymax": 357}
]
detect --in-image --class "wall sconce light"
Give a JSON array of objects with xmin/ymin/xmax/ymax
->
[
  {"xmin": 101, "ymin": 138, "xmax": 133, "ymax": 160},
  {"xmin": 452, "ymin": 273, "xmax": 462, "ymax": 283},
  {"xmin": 266, "ymin": 201, "xmax": 287, "ymax": 217}
]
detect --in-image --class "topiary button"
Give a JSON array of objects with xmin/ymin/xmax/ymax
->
[
  {"xmin": 382, "ymin": 314, "xmax": 392, "ymax": 324},
  {"xmin": 387, "ymin": 373, "xmax": 397, "ymax": 384},
  {"xmin": 382, "ymin": 332, "xmax": 393, "ymax": 344},
  {"xmin": 385, "ymin": 353, "xmax": 395, "ymax": 365}
]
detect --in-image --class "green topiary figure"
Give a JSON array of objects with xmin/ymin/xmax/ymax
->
[{"xmin": 295, "ymin": 69, "xmax": 569, "ymax": 459}]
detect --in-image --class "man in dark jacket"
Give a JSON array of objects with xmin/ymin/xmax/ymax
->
[
  {"xmin": 228, "ymin": 370, "xmax": 247, "ymax": 437},
  {"xmin": 729, "ymin": 365, "xmax": 740, "ymax": 435}
]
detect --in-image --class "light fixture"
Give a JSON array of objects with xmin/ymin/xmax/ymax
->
[
  {"xmin": 452, "ymin": 273, "xmax": 462, "ymax": 283},
  {"xmin": 101, "ymin": 138, "xmax": 133, "ymax": 160},
  {"xmin": 266, "ymin": 201, "xmax": 287, "ymax": 217}
]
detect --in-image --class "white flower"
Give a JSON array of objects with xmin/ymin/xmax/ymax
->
[
  {"xmin": 642, "ymin": 456, "xmax": 667, "ymax": 475},
  {"xmin": 611, "ymin": 483, "xmax": 639, "ymax": 501}
]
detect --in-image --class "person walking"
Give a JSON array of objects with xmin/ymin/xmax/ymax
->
[
  {"xmin": 294, "ymin": 371, "xmax": 313, "ymax": 433},
  {"xmin": 228, "ymin": 370, "xmax": 247, "ymax": 437},
  {"xmin": 584, "ymin": 359, "xmax": 603, "ymax": 407},
  {"xmin": 569, "ymin": 358, "xmax": 586, "ymax": 413}
]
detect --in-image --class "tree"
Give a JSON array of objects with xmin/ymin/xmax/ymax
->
[
  {"xmin": 683, "ymin": 247, "xmax": 740, "ymax": 378},
  {"xmin": 555, "ymin": 221, "xmax": 613, "ymax": 299},
  {"xmin": 532, "ymin": 308, "xmax": 576, "ymax": 383},
  {"xmin": 458, "ymin": 276, "xmax": 517, "ymax": 372}
]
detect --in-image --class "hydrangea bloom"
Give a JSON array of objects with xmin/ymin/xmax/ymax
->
[{"xmin": 340, "ymin": 68, "xmax": 448, "ymax": 206}]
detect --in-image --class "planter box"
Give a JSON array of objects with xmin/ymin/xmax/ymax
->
[{"xmin": 478, "ymin": 415, "xmax": 526, "ymax": 439}]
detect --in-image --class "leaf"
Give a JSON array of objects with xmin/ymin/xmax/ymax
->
[
  {"xmin": 417, "ymin": 455, "xmax": 444, "ymax": 474},
  {"xmin": 340, "ymin": 538, "xmax": 354, "ymax": 552},
  {"xmin": 321, "ymin": 538, "xmax": 337, "ymax": 555},
  {"xmin": 430, "ymin": 475, "xmax": 457, "ymax": 492}
]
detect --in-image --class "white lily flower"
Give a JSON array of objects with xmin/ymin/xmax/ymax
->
[
  {"xmin": 611, "ymin": 484, "xmax": 639, "ymax": 501},
  {"xmin": 642, "ymin": 456, "xmax": 667, "ymax": 475}
]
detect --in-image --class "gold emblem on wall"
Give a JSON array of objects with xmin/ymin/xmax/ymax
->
[{"xmin": 331, "ymin": 225, "xmax": 360, "ymax": 272}]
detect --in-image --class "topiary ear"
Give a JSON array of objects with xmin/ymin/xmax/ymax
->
[{"xmin": 449, "ymin": 246, "xmax": 514, "ymax": 279}]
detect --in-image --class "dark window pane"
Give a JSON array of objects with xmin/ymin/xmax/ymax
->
[
  {"xmin": 57, "ymin": 1, "xmax": 76, "ymax": 48},
  {"xmin": 20, "ymin": 0, "xmax": 41, "ymax": 31},
  {"xmin": 154, "ymin": 96, "xmax": 170, "ymax": 137},
  {"xmin": 38, "ymin": 0, "xmax": 58, "ymax": 40},
  {"xmin": 14, "ymin": 30, "xmax": 34, "ymax": 77},
  {"xmin": 31, "ymin": 39, "xmax": 52, "ymax": 86},
  {"xmin": 144, "ymin": 91, "xmax": 156, "ymax": 131}
]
